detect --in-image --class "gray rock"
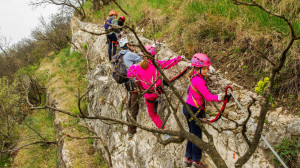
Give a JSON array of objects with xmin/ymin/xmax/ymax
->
[
  {"xmin": 287, "ymin": 118, "xmax": 300, "ymax": 136},
  {"xmin": 66, "ymin": 17, "xmax": 297, "ymax": 168}
]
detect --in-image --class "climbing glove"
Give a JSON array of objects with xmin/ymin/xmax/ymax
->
[
  {"xmin": 209, "ymin": 66, "xmax": 216, "ymax": 73},
  {"xmin": 218, "ymin": 94, "xmax": 225, "ymax": 101}
]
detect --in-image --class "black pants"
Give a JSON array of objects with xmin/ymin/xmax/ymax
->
[
  {"xmin": 183, "ymin": 104, "xmax": 205, "ymax": 162},
  {"xmin": 107, "ymin": 34, "xmax": 118, "ymax": 61}
]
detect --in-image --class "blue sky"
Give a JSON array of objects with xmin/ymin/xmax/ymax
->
[{"xmin": 0, "ymin": 0, "xmax": 59, "ymax": 45}]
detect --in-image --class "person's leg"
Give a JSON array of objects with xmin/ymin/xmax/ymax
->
[
  {"xmin": 127, "ymin": 91, "xmax": 139, "ymax": 135},
  {"xmin": 144, "ymin": 94, "xmax": 164, "ymax": 129},
  {"xmin": 112, "ymin": 41, "xmax": 117, "ymax": 56},
  {"xmin": 107, "ymin": 36, "xmax": 112, "ymax": 61},
  {"xmin": 111, "ymin": 34, "xmax": 118, "ymax": 56},
  {"xmin": 190, "ymin": 119, "xmax": 202, "ymax": 162},
  {"xmin": 183, "ymin": 106, "xmax": 192, "ymax": 158},
  {"xmin": 183, "ymin": 106, "xmax": 193, "ymax": 167}
]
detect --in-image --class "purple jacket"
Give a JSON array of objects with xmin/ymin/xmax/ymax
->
[
  {"xmin": 127, "ymin": 56, "xmax": 182, "ymax": 91},
  {"xmin": 186, "ymin": 71, "xmax": 220, "ymax": 108}
]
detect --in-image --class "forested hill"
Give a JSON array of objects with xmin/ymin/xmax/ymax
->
[{"xmin": 0, "ymin": 0, "xmax": 299, "ymax": 168}]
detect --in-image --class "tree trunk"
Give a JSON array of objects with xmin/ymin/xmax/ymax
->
[
  {"xmin": 101, "ymin": 0, "xmax": 111, "ymax": 6},
  {"xmin": 93, "ymin": 0, "xmax": 100, "ymax": 11}
]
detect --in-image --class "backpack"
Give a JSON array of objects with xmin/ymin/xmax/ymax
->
[
  {"xmin": 104, "ymin": 19, "xmax": 112, "ymax": 30},
  {"xmin": 111, "ymin": 53, "xmax": 129, "ymax": 84}
]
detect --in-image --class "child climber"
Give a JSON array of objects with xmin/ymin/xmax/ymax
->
[
  {"xmin": 116, "ymin": 16, "xmax": 126, "ymax": 39},
  {"xmin": 127, "ymin": 45, "xmax": 182, "ymax": 130},
  {"xmin": 105, "ymin": 10, "xmax": 120, "ymax": 61},
  {"xmin": 183, "ymin": 53, "xmax": 224, "ymax": 168}
]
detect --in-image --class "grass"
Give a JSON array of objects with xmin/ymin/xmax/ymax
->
[
  {"xmin": 12, "ymin": 110, "xmax": 57, "ymax": 168},
  {"xmin": 39, "ymin": 46, "xmax": 102, "ymax": 167},
  {"xmin": 0, "ymin": 154, "xmax": 12, "ymax": 167},
  {"xmin": 13, "ymin": 45, "xmax": 104, "ymax": 167},
  {"xmin": 84, "ymin": 0, "xmax": 299, "ymax": 35}
]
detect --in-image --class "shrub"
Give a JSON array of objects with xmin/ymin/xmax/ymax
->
[
  {"xmin": 254, "ymin": 77, "xmax": 269, "ymax": 95},
  {"xmin": 272, "ymin": 137, "xmax": 299, "ymax": 167}
]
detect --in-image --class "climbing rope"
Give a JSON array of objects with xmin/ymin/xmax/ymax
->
[{"xmin": 207, "ymin": 85, "xmax": 232, "ymax": 123}]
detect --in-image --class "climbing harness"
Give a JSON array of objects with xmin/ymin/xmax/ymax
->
[
  {"xmin": 187, "ymin": 74, "xmax": 206, "ymax": 122},
  {"xmin": 145, "ymin": 85, "xmax": 163, "ymax": 113},
  {"xmin": 207, "ymin": 85, "xmax": 232, "ymax": 123},
  {"xmin": 187, "ymin": 75, "xmax": 233, "ymax": 123},
  {"xmin": 145, "ymin": 85, "xmax": 164, "ymax": 95}
]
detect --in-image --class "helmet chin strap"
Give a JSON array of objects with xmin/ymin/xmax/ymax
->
[
  {"xmin": 199, "ymin": 67, "xmax": 205, "ymax": 80},
  {"xmin": 124, "ymin": 44, "xmax": 132, "ymax": 51}
]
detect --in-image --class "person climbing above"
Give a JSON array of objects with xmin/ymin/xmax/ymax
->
[
  {"xmin": 116, "ymin": 16, "xmax": 126, "ymax": 39},
  {"xmin": 118, "ymin": 16, "xmax": 125, "ymax": 27},
  {"xmin": 127, "ymin": 45, "xmax": 182, "ymax": 131},
  {"xmin": 105, "ymin": 10, "xmax": 120, "ymax": 61},
  {"xmin": 183, "ymin": 53, "xmax": 224, "ymax": 168},
  {"xmin": 118, "ymin": 38, "xmax": 142, "ymax": 138}
]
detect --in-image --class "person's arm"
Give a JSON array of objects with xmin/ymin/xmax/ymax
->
[
  {"xmin": 195, "ymin": 78, "xmax": 220, "ymax": 102},
  {"xmin": 127, "ymin": 65, "xmax": 135, "ymax": 78},
  {"xmin": 112, "ymin": 19, "xmax": 121, "ymax": 33},
  {"xmin": 157, "ymin": 56, "xmax": 182, "ymax": 69},
  {"xmin": 128, "ymin": 52, "xmax": 143, "ymax": 63}
]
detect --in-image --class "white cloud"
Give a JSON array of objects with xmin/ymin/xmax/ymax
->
[{"xmin": 0, "ymin": 0, "xmax": 59, "ymax": 44}]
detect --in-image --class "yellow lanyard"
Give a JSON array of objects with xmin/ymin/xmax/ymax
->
[{"xmin": 188, "ymin": 75, "xmax": 205, "ymax": 122}]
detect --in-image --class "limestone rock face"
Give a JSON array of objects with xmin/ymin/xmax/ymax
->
[{"xmin": 70, "ymin": 18, "xmax": 298, "ymax": 168}]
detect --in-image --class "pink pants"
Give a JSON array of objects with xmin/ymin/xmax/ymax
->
[{"xmin": 144, "ymin": 93, "xmax": 164, "ymax": 129}]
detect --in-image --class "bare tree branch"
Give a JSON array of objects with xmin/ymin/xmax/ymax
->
[
  {"xmin": 1, "ymin": 141, "xmax": 57, "ymax": 154},
  {"xmin": 232, "ymin": 1, "xmax": 299, "ymax": 167}
]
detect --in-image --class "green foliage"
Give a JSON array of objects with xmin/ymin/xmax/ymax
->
[
  {"xmin": 272, "ymin": 137, "xmax": 299, "ymax": 167},
  {"xmin": 95, "ymin": 152, "xmax": 108, "ymax": 168},
  {"xmin": 36, "ymin": 69, "xmax": 49, "ymax": 84},
  {"xmin": 49, "ymin": 86, "xmax": 55, "ymax": 93},
  {"xmin": 243, "ymin": 65, "xmax": 248, "ymax": 73},
  {"xmin": 147, "ymin": 0, "xmax": 170, "ymax": 10},
  {"xmin": 58, "ymin": 46, "xmax": 71, "ymax": 68},
  {"xmin": 0, "ymin": 154, "xmax": 12, "ymax": 167},
  {"xmin": 254, "ymin": 77, "xmax": 269, "ymax": 95},
  {"xmin": 83, "ymin": 42, "xmax": 88, "ymax": 51},
  {"xmin": 49, "ymin": 53, "xmax": 56, "ymax": 60},
  {"xmin": 183, "ymin": 0, "xmax": 297, "ymax": 33},
  {"xmin": 67, "ymin": 85, "xmax": 74, "ymax": 91},
  {"xmin": 87, "ymin": 138, "xmax": 94, "ymax": 144},
  {"xmin": 15, "ymin": 63, "xmax": 39, "ymax": 78}
]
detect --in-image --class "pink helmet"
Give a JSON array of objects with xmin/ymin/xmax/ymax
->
[
  {"xmin": 145, "ymin": 45, "xmax": 156, "ymax": 56},
  {"xmin": 191, "ymin": 53, "xmax": 211, "ymax": 67}
]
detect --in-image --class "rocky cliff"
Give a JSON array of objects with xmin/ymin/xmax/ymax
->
[{"xmin": 70, "ymin": 17, "xmax": 299, "ymax": 168}]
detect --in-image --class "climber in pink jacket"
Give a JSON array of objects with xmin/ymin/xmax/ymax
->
[
  {"xmin": 183, "ymin": 53, "xmax": 224, "ymax": 168},
  {"xmin": 127, "ymin": 45, "xmax": 182, "ymax": 129}
]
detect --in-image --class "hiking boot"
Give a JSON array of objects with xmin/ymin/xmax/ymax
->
[
  {"xmin": 192, "ymin": 161, "xmax": 205, "ymax": 168},
  {"xmin": 184, "ymin": 158, "xmax": 192, "ymax": 167}
]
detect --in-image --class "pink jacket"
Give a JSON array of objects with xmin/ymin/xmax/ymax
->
[
  {"xmin": 127, "ymin": 56, "xmax": 182, "ymax": 91},
  {"xmin": 186, "ymin": 71, "xmax": 220, "ymax": 108}
]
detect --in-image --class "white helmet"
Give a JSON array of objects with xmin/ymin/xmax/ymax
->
[{"xmin": 119, "ymin": 38, "xmax": 129, "ymax": 48}]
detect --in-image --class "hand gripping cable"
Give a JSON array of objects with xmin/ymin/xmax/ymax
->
[{"xmin": 207, "ymin": 85, "xmax": 233, "ymax": 123}]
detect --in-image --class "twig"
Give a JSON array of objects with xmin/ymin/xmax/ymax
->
[{"xmin": 1, "ymin": 141, "xmax": 57, "ymax": 154}]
